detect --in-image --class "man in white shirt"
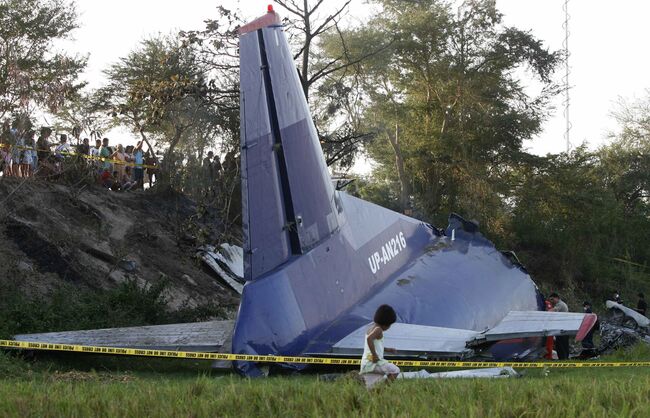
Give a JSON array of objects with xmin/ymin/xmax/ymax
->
[
  {"xmin": 549, "ymin": 292, "xmax": 570, "ymax": 359},
  {"xmin": 54, "ymin": 134, "xmax": 71, "ymax": 158},
  {"xmin": 90, "ymin": 139, "xmax": 102, "ymax": 171}
]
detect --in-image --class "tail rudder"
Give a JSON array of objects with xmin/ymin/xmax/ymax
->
[{"xmin": 239, "ymin": 10, "xmax": 339, "ymax": 281}]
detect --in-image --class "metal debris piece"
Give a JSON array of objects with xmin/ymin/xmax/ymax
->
[{"xmin": 596, "ymin": 302, "xmax": 650, "ymax": 355}]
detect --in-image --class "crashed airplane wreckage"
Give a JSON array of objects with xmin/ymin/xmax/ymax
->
[
  {"xmin": 229, "ymin": 8, "xmax": 597, "ymax": 376},
  {"xmin": 16, "ymin": 8, "xmax": 597, "ymax": 377}
]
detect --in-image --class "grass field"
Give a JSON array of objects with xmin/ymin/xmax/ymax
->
[{"xmin": 1, "ymin": 346, "xmax": 649, "ymax": 417}]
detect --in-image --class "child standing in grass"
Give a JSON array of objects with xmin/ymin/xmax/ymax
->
[{"xmin": 360, "ymin": 304, "xmax": 400, "ymax": 388}]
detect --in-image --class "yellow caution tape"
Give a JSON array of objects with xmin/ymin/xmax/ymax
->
[
  {"xmin": 2, "ymin": 339, "xmax": 650, "ymax": 368},
  {"xmin": 4, "ymin": 144, "xmax": 158, "ymax": 169}
]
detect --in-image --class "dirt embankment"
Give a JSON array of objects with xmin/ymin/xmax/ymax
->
[{"xmin": 0, "ymin": 178, "xmax": 240, "ymax": 312}]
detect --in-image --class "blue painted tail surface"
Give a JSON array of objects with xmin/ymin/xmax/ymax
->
[{"xmin": 240, "ymin": 11, "xmax": 339, "ymax": 281}]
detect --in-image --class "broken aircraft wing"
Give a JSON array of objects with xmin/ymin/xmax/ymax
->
[
  {"xmin": 14, "ymin": 320, "xmax": 235, "ymax": 352},
  {"xmin": 333, "ymin": 323, "xmax": 479, "ymax": 357},
  {"xmin": 471, "ymin": 311, "xmax": 598, "ymax": 344},
  {"xmin": 606, "ymin": 300, "xmax": 650, "ymax": 328},
  {"xmin": 332, "ymin": 311, "xmax": 597, "ymax": 358}
]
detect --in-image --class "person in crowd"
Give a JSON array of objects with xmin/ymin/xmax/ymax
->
[
  {"xmin": 544, "ymin": 299, "xmax": 555, "ymax": 359},
  {"xmin": 0, "ymin": 122, "xmax": 10, "ymax": 176},
  {"xmin": 54, "ymin": 134, "xmax": 71, "ymax": 173},
  {"xmin": 1, "ymin": 142, "xmax": 11, "ymax": 177},
  {"xmin": 132, "ymin": 141, "xmax": 145, "ymax": 190},
  {"xmin": 100, "ymin": 138, "xmax": 112, "ymax": 173},
  {"xmin": 203, "ymin": 150, "xmax": 214, "ymax": 176},
  {"xmin": 360, "ymin": 304, "xmax": 400, "ymax": 389},
  {"xmin": 1, "ymin": 121, "xmax": 13, "ymax": 175},
  {"xmin": 635, "ymin": 293, "xmax": 647, "ymax": 317},
  {"xmin": 125, "ymin": 145, "xmax": 134, "ymax": 163},
  {"xmin": 581, "ymin": 301, "xmax": 596, "ymax": 351},
  {"xmin": 29, "ymin": 131, "xmax": 38, "ymax": 173},
  {"xmin": 223, "ymin": 150, "xmax": 237, "ymax": 175},
  {"xmin": 54, "ymin": 134, "xmax": 71, "ymax": 158},
  {"xmin": 212, "ymin": 153, "xmax": 222, "ymax": 174},
  {"xmin": 99, "ymin": 168, "xmax": 113, "ymax": 188},
  {"xmin": 110, "ymin": 170, "xmax": 122, "ymax": 191},
  {"xmin": 11, "ymin": 126, "xmax": 23, "ymax": 177},
  {"xmin": 121, "ymin": 166, "xmax": 138, "ymax": 190},
  {"xmin": 211, "ymin": 153, "xmax": 223, "ymax": 197},
  {"xmin": 110, "ymin": 143, "xmax": 127, "ymax": 180},
  {"xmin": 21, "ymin": 130, "xmax": 36, "ymax": 177},
  {"xmin": 144, "ymin": 150, "xmax": 158, "ymax": 188},
  {"xmin": 33, "ymin": 127, "xmax": 54, "ymax": 176},
  {"xmin": 77, "ymin": 137, "xmax": 90, "ymax": 156},
  {"xmin": 36, "ymin": 127, "xmax": 52, "ymax": 168},
  {"xmin": 202, "ymin": 151, "xmax": 215, "ymax": 195},
  {"xmin": 549, "ymin": 292, "xmax": 570, "ymax": 360},
  {"xmin": 90, "ymin": 139, "xmax": 102, "ymax": 169}
]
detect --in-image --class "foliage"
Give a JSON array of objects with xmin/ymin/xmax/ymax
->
[
  {"xmin": 276, "ymin": 0, "xmax": 380, "ymax": 170},
  {"xmin": 0, "ymin": 277, "xmax": 227, "ymax": 340},
  {"xmin": 337, "ymin": 0, "xmax": 560, "ymax": 221},
  {"xmin": 98, "ymin": 35, "xmax": 236, "ymax": 183},
  {"xmin": 0, "ymin": 352, "xmax": 28, "ymax": 378},
  {"xmin": 326, "ymin": 1, "xmax": 650, "ymax": 302},
  {"xmin": 509, "ymin": 125, "xmax": 650, "ymax": 298},
  {"xmin": 0, "ymin": 0, "xmax": 86, "ymax": 118},
  {"xmin": 52, "ymin": 92, "xmax": 110, "ymax": 142}
]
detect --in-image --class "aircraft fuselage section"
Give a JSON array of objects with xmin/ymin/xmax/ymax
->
[{"xmin": 232, "ymin": 193, "xmax": 542, "ymax": 375}]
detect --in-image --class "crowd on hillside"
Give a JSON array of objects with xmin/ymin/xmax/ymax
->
[{"xmin": 1, "ymin": 123, "xmax": 159, "ymax": 191}]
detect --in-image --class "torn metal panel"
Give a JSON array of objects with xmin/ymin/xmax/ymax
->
[
  {"xmin": 333, "ymin": 323, "xmax": 478, "ymax": 357},
  {"xmin": 605, "ymin": 300, "xmax": 650, "ymax": 328},
  {"xmin": 398, "ymin": 367, "xmax": 519, "ymax": 379},
  {"xmin": 198, "ymin": 244, "xmax": 244, "ymax": 295}
]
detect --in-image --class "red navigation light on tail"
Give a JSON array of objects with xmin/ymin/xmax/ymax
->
[{"xmin": 239, "ymin": 6, "xmax": 280, "ymax": 34}]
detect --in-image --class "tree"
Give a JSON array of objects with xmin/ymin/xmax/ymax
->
[
  {"xmin": 53, "ymin": 92, "xmax": 110, "ymax": 143},
  {"xmin": 99, "ymin": 36, "xmax": 228, "ymax": 182},
  {"xmin": 509, "ymin": 143, "xmax": 650, "ymax": 298},
  {"xmin": 275, "ymin": 0, "xmax": 352, "ymax": 98},
  {"xmin": 0, "ymin": 0, "xmax": 85, "ymax": 119},
  {"xmin": 179, "ymin": 5, "xmax": 242, "ymax": 154},
  {"xmin": 507, "ymin": 93, "xmax": 650, "ymax": 298},
  {"xmin": 343, "ymin": 0, "xmax": 560, "ymax": 225},
  {"xmin": 276, "ymin": 0, "xmax": 394, "ymax": 170}
]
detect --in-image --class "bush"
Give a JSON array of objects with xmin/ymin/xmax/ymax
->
[
  {"xmin": 0, "ymin": 352, "xmax": 28, "ymax": 378},
  {"xmin": 0, "ymin": 277, "xmax": 226, "ymax": 339}
]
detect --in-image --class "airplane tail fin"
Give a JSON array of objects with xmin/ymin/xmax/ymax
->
[{"xmin": 239, "ymin": 10, "xmax": 339, "ymax": 281}]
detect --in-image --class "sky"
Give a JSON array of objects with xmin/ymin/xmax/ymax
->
[{"xmin": 58, "ymin": 0, "xmax": 650, "ymax": 157}]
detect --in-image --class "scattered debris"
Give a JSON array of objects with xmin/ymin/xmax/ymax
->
[
  {"xmin": 48, "ymin": 370, "xmax": 136, "ymax": 383},
  {"xmin": 596, "ymin": 300, "xmax": 650, "ymax": 355},
  {"xmin": 397, "ymin": 367, "xmax": 519, "ymax": 379},
  {"xmin": 16, "ymin": 260, "xmax": 34, "ymax": 273},
  {"xmin": 119, "ymin": 259, "xmax": 137, "ymax": 272},
  {"xmin": 198, "ymin": 244, "xmax": 244, "ymax": 294},
  {"xmin": 182, "ymin": 274, "xmax": 197, "ymax": 286},
  {"xmin": 605, "ymin": 301, "xmax": 650, "ymax": 328}
]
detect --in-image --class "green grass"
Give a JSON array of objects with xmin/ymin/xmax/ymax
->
[{"xmin": 1, "ymin": 346, "xmax": 650, "ymax": 417}]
